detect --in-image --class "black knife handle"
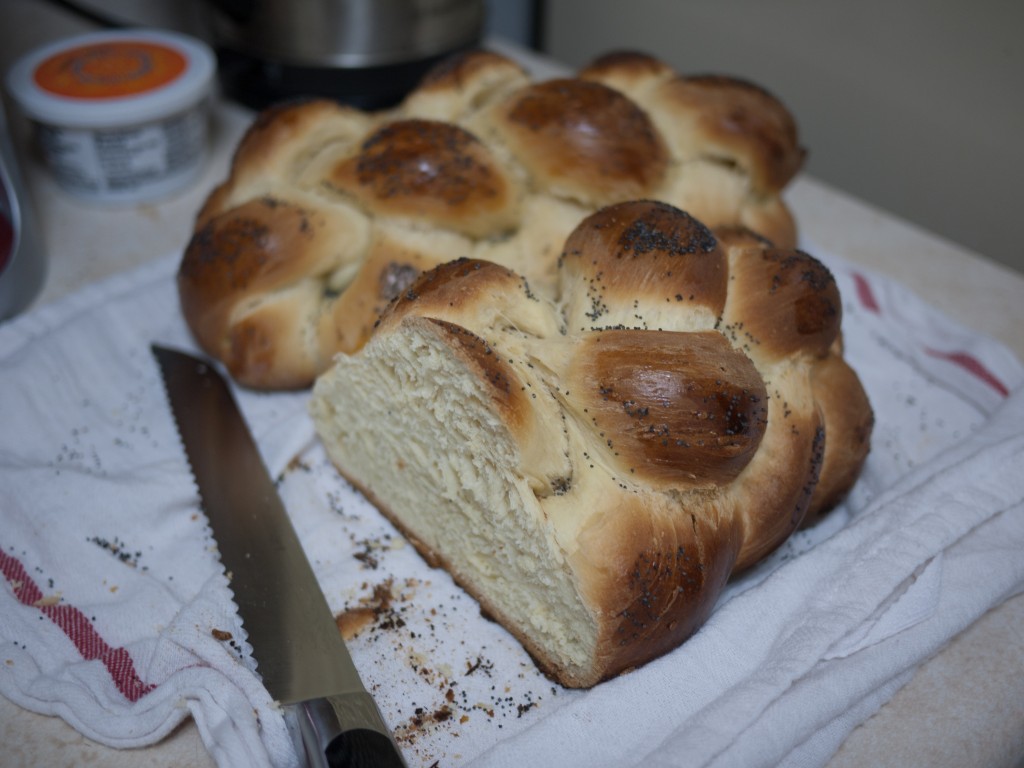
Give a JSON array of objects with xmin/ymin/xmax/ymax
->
[
  {"xmin": 325, "ymin": 728, "xmax": 407, "ymax": 768},
  {"xmin": 296, "ymin": 694, "xmax": 408, "ymax": 768}
]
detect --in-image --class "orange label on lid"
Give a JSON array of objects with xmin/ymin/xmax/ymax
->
[{"xmin": 34, "ymin": 41, "xmax": 187, "ymax": 99}]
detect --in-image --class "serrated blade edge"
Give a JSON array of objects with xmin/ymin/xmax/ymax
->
[{"xmin": 151, "ymin": 344, "xmax": 364, "ymax": 705}]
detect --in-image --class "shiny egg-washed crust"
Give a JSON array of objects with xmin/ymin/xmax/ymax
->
[
  {"xmin": 310, "ymin": 201, "xmax": 873, "ymax": 687},
  {"xmin": 180, "ymin": 49, "xmax": 806, "ymax": 389}
]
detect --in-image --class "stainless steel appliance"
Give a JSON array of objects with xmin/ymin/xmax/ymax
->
[
  {"xmin": 0, "ymin": 101, "xmax": 46, "ymax": 321},
  {"xmin": 204, "ymin": 0, "xmax": 485, "ymax": 108}
]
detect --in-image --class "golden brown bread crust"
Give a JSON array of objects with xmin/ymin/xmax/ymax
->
[
  {"xmin": 574, "ymin": 488, "xmax": 742, "ymax": 682},
  {"xmin": 179, "ymin": 195, "xmax": 369, "ymax": 388},
  {"xmin": 562, "ymin": 330, "xmax": 769, "ymax": 489},
  {"xmin": 179, "ymin": 48, "xmax": 806, "ymax": 389},
  {"xmin": 806, "ymin": 352, "xmax": 875, "ymax": 517},
  {"xmin": 579, "ymin": 51, "xmax": 806, "ymax": 195},
  {"xmin": 497, "ymin": 78, "xmax": 670, "ymax": 205},
  {"xmin": 310, "ymin": 201, "xmax": 872, "ymax": 687},
  {"xmin": 328, "ymin": 119, "xmax": 521, "ymax": 237}
]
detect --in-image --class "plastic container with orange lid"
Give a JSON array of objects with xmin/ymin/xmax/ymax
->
[{"xmin": 6, "ymin": 29, "xmax": 216, "ymax": 205}]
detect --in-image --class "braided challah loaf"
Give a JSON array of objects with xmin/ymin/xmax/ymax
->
[
  {"xmin": 309, "ymin": 200, "xmax": 873, "ymax": 688},
  {"xmin": 179, "ymin": 49, "xmax": 805, "ymax": 389}
]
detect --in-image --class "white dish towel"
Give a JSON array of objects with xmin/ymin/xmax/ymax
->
[{"xmin": 1, "ymin": 248, "xmax": 1022, "ymax": 768}]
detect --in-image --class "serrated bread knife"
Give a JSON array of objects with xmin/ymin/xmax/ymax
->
[{"xmin": 152, "ymin": 344, "xmax": 407, "ymax": 768}]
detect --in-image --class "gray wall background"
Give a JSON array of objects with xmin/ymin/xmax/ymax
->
[{"xmin": 540, "ymin": 0, "xmax": 1024, "ymax": 275}]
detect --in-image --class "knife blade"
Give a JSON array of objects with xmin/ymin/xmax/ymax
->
[{"xmin": 152, "ymin": 344, "xmax": 407, "ymax": 768}]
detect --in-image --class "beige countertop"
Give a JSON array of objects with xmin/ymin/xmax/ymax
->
[{"xmin": 1, "ymin": 28, "xmax": 1023, "ymax": 768}]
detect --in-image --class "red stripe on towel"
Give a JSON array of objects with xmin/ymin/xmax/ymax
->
[
  {"xmin": 850, "ymin": 271, "xmax": 1009, "ymax": 398},
  {"xmin": 852, "ymin": 272, "xmax": 881, "ymax": 314},
  {"xmin": 923, "ymin": 348, "xmax": 1010, "ymax": 398},
  {"xmin": 0, "ymin": 549, "xmax": 155, "ymax": 702}
]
